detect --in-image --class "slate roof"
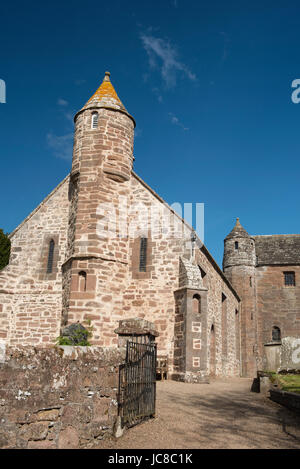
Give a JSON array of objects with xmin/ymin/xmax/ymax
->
[{"xmin": 254, "ymin": 235, "xmax": 300, "ymax": 266}]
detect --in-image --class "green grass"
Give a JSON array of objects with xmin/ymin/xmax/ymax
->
[{"xmin": 270, "ymin": 374, "xmax": 300, "ymax": 394}]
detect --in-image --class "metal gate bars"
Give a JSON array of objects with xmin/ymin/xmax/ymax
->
[{"xmin": 118, "ymin": 340, "xmax": 157, "ymax": 428}]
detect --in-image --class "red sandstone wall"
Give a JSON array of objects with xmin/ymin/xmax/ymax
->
[
  {"xmin": 0, "ymin": 169, "xmax": 240, "ymax": 378},
  {"xmin": 225, "ymin": 265, "xmax": 257, "ymax": 377},
  {"xmin": 256, "ymin": 265, "xmax": 300, "ymax": 367},
  {"xmin": 194, "ymin": 251, "xmax": 241, "ymax": 377},
  {"xmin": 0, "ymin": 177, "xmax": 69, "ymax": 345},
  {"xmin": 121, "ymin": 175, "xmax": 240, "ymax": 377}
]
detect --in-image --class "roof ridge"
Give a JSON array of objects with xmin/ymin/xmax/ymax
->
[{"xmin": 254, "ymin": 234, "xmax": 300, "ymax": 238}]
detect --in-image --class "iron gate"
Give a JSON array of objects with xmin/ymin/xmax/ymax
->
[{"xmin": 118, "ymin": 340, "xmax": 157, "ymax": 428}]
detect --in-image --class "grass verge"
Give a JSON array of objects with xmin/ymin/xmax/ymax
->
[{"xmin": 269, "ymin": 373, "xmax": 300, "ymax": 394}]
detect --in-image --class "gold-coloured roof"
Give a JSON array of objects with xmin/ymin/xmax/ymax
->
[{"xmin": 83, "ymin": 71, "xmax": 126, "ymax": 112}]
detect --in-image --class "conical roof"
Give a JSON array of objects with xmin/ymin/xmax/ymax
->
[
  {"xmin": 82, "ymin": 71, "xmax": 127, "ymax": 112},
  {"xmin": 225, "ymin": 218, "xmax": 250, "ymax": 239}
]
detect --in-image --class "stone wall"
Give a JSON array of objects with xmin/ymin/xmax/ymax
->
[
  {"xmin": 263, "ymin": 337, "xmax": 300, "ymax": 372},
  {"xmin": 223, "ymin": 225, "xmax": 300, "ymax": 377},
  {"xmin": 0, "ymin": 167, "xmax": 241, "ymax": 377},
  {"xmin": 0, "ymin": 345, "xmax": 125, "ymax": 449},
  {"xmin": 194, "ymin": 248, "xmax": 240, "ymax": 377},
  {"xmin": 123, "ymin": 175, "xmax": 241, "ymax": 377},
  {"xmin": 256, "ymin": 265, "xmax": 300, "ymax": 368},
  {"xmin": 224, "ymin": 265, "xmax": 257, "ymax": 377},
  {"xmin": 269, "ymin": 388, "xmax": 300, "ymax": 413},
  {"xmin": 0, "ymin": 177, "xmax": 70, "ymax": 346}
]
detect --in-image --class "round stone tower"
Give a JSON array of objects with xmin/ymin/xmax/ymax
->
[
  {"xmin": 223, "ymin": 218, "xmax": 256, "ymax": 271},
  {"xmin": 223, "ymin": 218, "xmax": 257, "ymax": 377},
  {"xmin": 62, "ymin": 72, "xmax": 136, "ymax": 342},
  {"xmin": 72, "ymin": 71, "xmax": 135, "ymax": 183}
]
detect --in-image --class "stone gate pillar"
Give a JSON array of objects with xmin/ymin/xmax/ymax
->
[{"xmin": 114, "ymin": 318, "xmax": 159, "ymax": 347}]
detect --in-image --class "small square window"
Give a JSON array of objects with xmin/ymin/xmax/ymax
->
[{"xmin": 284, "ymin": 272, "xmax": 295, "ymax": 287}]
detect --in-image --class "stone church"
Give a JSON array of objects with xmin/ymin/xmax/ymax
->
[{"xmin": 0, "ymin": 72, "xmax": 299, "ymax": 380}]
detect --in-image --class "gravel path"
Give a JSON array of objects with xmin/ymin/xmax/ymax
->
[{"xmin": 99, "ymin": 377, "xmax": 300, "ymax": 449}]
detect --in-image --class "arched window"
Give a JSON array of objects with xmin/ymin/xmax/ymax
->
[
  {"xmin": 192, "ymin": 294, "xmax": 201, "ymax": 314},
  {"xmin": 91, "ymin": 112, "xmax": 98, "ymax": 129},
  {"xmin": 47, "ymin": 239, "xmax": 55, "ymax": 274},
  {"xmin": 235, "ymin": 241, "xmax": 239, "ymax": 250},
  {"xmin": 78, "ymin": 271, "xmax": 87, "ymax": 292},
  {"xmin": 272, "ymin": 326, "xmax": 281, "ymax": 342},
  {"xmin": 139, "ymin": 237, "xmax": 147, "ymax": 272}
]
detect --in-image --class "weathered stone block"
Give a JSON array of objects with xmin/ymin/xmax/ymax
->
[{"xmin": 58, "ymin": 426, "xmax": 79, "ymax": 449}]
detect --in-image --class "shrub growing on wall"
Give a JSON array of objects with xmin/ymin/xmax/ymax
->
[{"xmin": 0, "ymin": 229, "xmax": 10, "ymax": 270}]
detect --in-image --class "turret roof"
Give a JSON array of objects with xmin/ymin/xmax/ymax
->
[
  {"xmin": 82, "ymin": 71, "xmax": 127, "ymax": 112},
  {"xmin": 75, "ymin": 71, "xmax": 135, "ymax": 126},
  {"xmin": 225, "ymin": 218, "xmax": 251, "ymax": 239}
]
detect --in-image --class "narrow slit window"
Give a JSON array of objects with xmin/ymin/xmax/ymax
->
[
  {"xmin": 139, "ymin": 237, "xmax": 147, "ymax": 272},
  {"xmin": 235, "ymin": 241, "xmax": 239, "ymax": 250},
  {"xmin": 91, "ymin": 112, "xmax": 98, "ymax": 129},
  {"xmin": 47, "ymin": 239, "xmax": 55, "ymax": 274}
]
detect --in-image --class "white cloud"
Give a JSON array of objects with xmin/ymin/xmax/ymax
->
[
  {"xmin": 47, "ymin": 132, "xmax": 73, "ymax": 160},
  {"xmin": 168, "ymin": 112, "xmax": 189, "ymax": 131},
  {"xmin": 152, "ymin": 87, "xmax": 163, "ymax": 103},
  {"xmin": 57, "ymin": 98, "xmax": 74, "ymax": 122},
  {"xmin": 62, "ymin": 110, "xmax": 74, "ymax": 123},
  {"xmin": 140, "ymin": 33, "xmax": 196, "ymax": 88},
  {"xmin": 57, "ymin": 98, "xmax": 68, "ymax": 106},
  {"xmin": 47, "ymin": 98, "xmax": 75, "ymax": 159},
  {"xmin": 220, "ymin": 32, "xmax": 230, "ymax": 63}
]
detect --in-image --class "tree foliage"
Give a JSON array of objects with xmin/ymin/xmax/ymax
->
[{"xmin": 0, "ymin": 229, "xmax": 11, "ymax": 270}]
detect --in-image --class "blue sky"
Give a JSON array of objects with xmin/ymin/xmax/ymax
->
[{"xmin": 1, "ymin": 0, "xmax": 300, "ymax": 267}]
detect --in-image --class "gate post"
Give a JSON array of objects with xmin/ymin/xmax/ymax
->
[{"xmin": 114, "ymin": 317, "xmax": 159, "ymax": 346}]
